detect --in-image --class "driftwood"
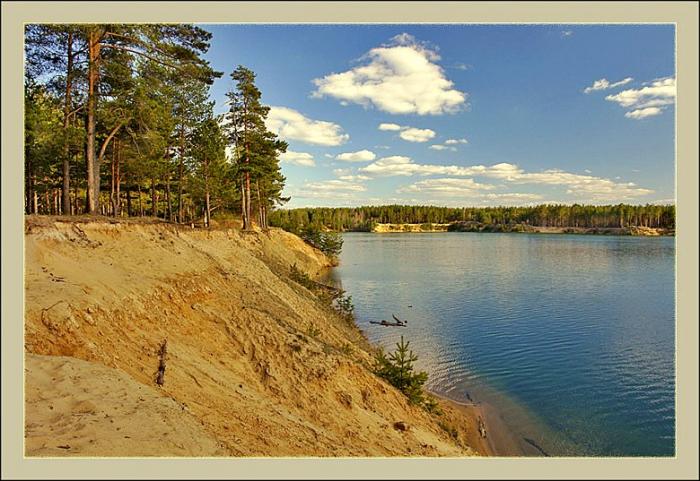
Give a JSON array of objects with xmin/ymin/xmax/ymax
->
[
  {"xmin": 477, "ymin": 417, "xmax": 487, "ymax": 438},
  {"xmin": 155, "ymin": 339, "xmax": 168, "ymax": 386},
  {"xmin": 392, "ymin": 314, "xmax": 407, "ymax": 324},
  {"xmin": 370, "ymin": 319, "xmax": 406, "ymax": 327}
]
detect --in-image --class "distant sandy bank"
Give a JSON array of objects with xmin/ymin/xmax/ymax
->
[{"xmin": 371, "ymin": 222, "xmax": 673, "ymax": 236}]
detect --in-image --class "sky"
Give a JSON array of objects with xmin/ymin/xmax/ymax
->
[{"xmin": 200, "ymin": 24, "xmax": 675, "ymax": 208}]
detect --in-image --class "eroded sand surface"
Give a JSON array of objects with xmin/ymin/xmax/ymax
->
[{"xmin": 24, "ymin": 218, "xmax": 481, "ymax": 457}]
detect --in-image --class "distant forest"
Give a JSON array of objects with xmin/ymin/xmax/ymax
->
[{"xmin": 269, "ymin": 204, "xmax": 676, "ymax": 232}]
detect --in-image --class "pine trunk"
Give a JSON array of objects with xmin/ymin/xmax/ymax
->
[
  {"xmin": 85, "ymin": 28, "xmax": 101, "ymax": 214},
  {"xmin": 151, "ymin": 177, "xmax": 158, "ymax": 217},
  {"xmin": 178, "ymin": 127, "xmax": 185, "ymax": 223},
  {"xmin": 62, "ymin": 31, "xmax": 73, "ymax": 215}
]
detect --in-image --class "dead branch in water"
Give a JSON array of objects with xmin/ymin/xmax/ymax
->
[
  {"xmin": 369, "ymin": 319, "xmax": 406, "ymax": 327},
  {"xmin": 155, "ymin": 339, "xmax": 168, "ymax": 386}
]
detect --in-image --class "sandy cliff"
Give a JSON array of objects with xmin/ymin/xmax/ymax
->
[{"xmin": 23, "ymin": 217, "xmax": 480, "ymax": 457}]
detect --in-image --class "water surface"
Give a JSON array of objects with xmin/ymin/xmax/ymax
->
[{"xmin": 329, "ymin": 233, "xmax": 675, "ymax": 457}]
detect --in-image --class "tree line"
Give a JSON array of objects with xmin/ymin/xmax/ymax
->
[
  {"xmin": 269, "ymin": 203, "xmax": 676, "ymax": 232},
  {"xmin": 24, "ymin": 24, "xmax": 287, "ymax": 228}
]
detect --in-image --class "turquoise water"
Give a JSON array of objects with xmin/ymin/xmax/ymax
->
[{"xmin": 330, "ymin": 233, "xmax": 675, "ymax": 457}]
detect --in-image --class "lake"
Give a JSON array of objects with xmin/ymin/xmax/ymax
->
[{"xmin": 328, "ymin": 233, "xmax": 675, "ymax": 457}]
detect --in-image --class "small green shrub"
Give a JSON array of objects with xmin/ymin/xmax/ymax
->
[
  {"xmin": 290, "ymin": 263, "xmax": 316, "ymax": 290},
  {"xmin": 334, "ymin": 291, "xmax": 355, "ymax": 319},
  {"xmin": 424, "ymin": 395, "xmax": 443, "ymax": 415},
  {"xmin": 438, "ymin": 421, "xmax": 459, "ymax": 441},
  {"xmin": 373, "ymin": 336, "xmax": 429, "ymax": 407},
  {"xmin": 306, "ymin": 323, "xmax": 321, "ymax": 339}
]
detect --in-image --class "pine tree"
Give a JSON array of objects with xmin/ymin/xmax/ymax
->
[
  {"xmin": 225, "ymin": 65, "xmax": 287, "ymax": 229},
  {"xmin": 374, "ymin": 336, "xmax": 429, "ymax": 406}
]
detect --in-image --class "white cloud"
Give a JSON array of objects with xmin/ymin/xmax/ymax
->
[
  {"xmin": 266, "ymin": 106, "xmax": 349, "ymax": 146},
  {"xmin": 398, "ymin": 178, "xmax": 544, "ymax": 204},
  {"xmin": 398, "ymin": 178, "xmax": 497, "ymax": 194},
  {"xmin": 360, "ymin": 157, "xmax": 519, "ymax": 178},
  {"xmin": 304, "ymin": 179, "xmax": 366, "ymax": 192},
  {"xmin": 312, "ymin": 33, "xmax": 467, "ymax": 115},
  {"xmin": 605, "ymin": 77, "xmax": 676, "ymax": 119},
  {"xmin": 379, "ymin": 123, "xmax": 438, "ymax": 143},
  {"xmin": 399, "ymin": 127, "xmax": 436, "ymax": 143},
  {"xmin": 561, "ymin": 30, "xmax": 574, "ymax": 38},
  {"xmin": 359, "ymin": 157, "xmax": 654, "ymax": 201},
  {"xmin": 444, "ymin": 138, "xmax": 468, "ymax": 145},
  {"xmin": 279, "ymin": 150, "xmax": 316, "ymax": 167},
  {"xmin": 583, "ymin": 77, "xmax": 633, "ymax": 94},
  {"xmin": 332, "ymin": 167, "xmax": 371, "ymax": 182},
  {"xmin": 624, "ymin": 107, "xmax": 663, "ymax": 119},
  {"xmin": 291, "ymin": 179, "xmax": 368, "ymax": 202},
  {"xmin": 429, "ymin": 144, "xmax": 454, "ymax": 151},
  {"xmin": 335, "ymin": 149, "xmax": 377, "ymax": 162},
  {"xmin": 338, "ymin": 174, "xmax": 372, "ymax": 182}
]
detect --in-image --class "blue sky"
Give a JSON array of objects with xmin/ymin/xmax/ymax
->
[{"xmin": 201, "ymin": 24, "xmax": 675, "ymax": 208}]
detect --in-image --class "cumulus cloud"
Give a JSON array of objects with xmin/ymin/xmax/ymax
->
[
  {"xmin": 335, "ymin": 149, "xmax": 377, "ymax": 162},
  {"xmin": 312, "ymin": 33, "xmax": 467, "ymax": 115},
  {"xmin": 583, "ymin": 77, "xmax": 634, "ymax": 94},
  {"xmin": 291, "ymin": 179, "xmax": 368, "ymax": 202},
  {"xmin": 266, "ymin": 106, "xmax": 349, "ymax": 146},
  {"xmin": 583, "ymin": 77, "xmax": 633, "ymax": 94},
  {"xmin": 398, "ymin": 178, "xmax": 497, "ymax": 194},
  {"xmin": 399, "ymin": 127, "xmax": 436, "ymax": 143},
  {"xmin": 359, "ymin": 157, "xmax": 654, "ymax": 201},
  {"xmin": 624, "ymin": 107, "xmax": 663, "ymax": 119},
  {"xmin": 304, "ymin": 179, "xmax": 367, "ymax": 192},
  {"xmin": 279, "ymin": 150, "xmax": 316, "ymax": 167},
  {"xmin": 338, "ymin": 174, "xmax": 372, "ymax": 182},
  {"xmin": 378, "ymin": 123, "xmax": 437, "ymax": 143},
  {"xmin": 429, "ymin": 144, "xmax": 456, "ymax": 151},
  {"xmin": 605, "ymin": 77, "xmax": 676, "ymax": 119}
]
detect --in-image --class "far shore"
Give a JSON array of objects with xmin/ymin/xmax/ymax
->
[{"xmin": 368, "ymin": 222, "xmax": 674, "ymax": 236}]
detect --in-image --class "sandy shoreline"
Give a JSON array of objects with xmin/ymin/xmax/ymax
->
[{"xmin": 431, "ymin": 392, "xmax": 530, "ymax": 457}]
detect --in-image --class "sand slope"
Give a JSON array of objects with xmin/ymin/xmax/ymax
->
[
  {"xmin": 25, "ymin": 353, "xmax": 225, "ymax": 456},
  {"xmin": 24, "ymin": 217, "xmax": 478, "ymax": 457}
]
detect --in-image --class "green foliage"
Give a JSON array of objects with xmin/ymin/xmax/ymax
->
[
  {"xmin": 23, "ymin": 24, "xmax": 289, "ymax": 223},
  {"xmin": 306, "ymin": 323, "xmax": 321, "ymax": 339},
  {"xmin": 339, "ymin": 343, "xmax": 353, "ymax": 356},
  {"xmin": 438, "ymin": 420, "xmax": 459, "ymax": 440},
  {"xmin": 423, "ymin": 395, "xmax": 443, "ymax": 415},
  {"xmin": 269, "ymin": 204, "xmax": 676, "ymax": 233},
  {"xmin": 225, "ymin": 65, "xmax": 288, "ymax": 229},
  {"xmin": 299, "ymin": 225, "xmax": 344, "ymax": 257},
  {"xmin": 374, "ymin": 336, "xmax": 430, "ymax": 407},
  {"xmin": 289, "ymin": 263, "xmax": 316, "ymax": 290},
  {"xmin": 334, "ymin": 292, "xmax": 354, "ymax": 317}
]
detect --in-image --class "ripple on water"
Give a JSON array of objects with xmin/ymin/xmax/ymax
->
[{"xmin": 337, "ymin": 233, "xmax": 675, "ymax": 456}]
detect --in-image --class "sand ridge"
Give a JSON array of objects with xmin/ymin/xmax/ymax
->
[{"xmin": 24, "ymin": 217, "xmax": 481, "ymax": 457}]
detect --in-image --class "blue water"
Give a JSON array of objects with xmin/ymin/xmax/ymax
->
[{"xmin": 330, "ymin": 233, "xmax": 675, "ymax": 457}]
